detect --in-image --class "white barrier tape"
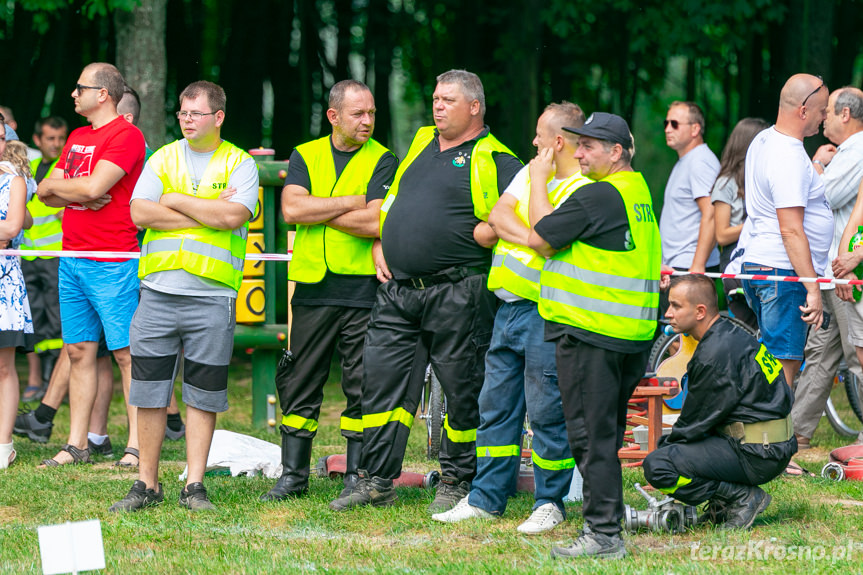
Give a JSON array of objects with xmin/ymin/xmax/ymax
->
[
  {"xmin": 0, "ymin": 249, "xmax": 293, "ymax": 261},
  {"xmin": 664, "ymin": 269, "xmax": 863, "ymax": 286}
]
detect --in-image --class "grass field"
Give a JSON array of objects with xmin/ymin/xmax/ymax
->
[{"xmin": 1, "ymin": 354, "xmax": 862, "ymax": 574}]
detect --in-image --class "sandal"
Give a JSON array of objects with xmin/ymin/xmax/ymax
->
[
  {"xmin": 783, "ymin": 461, "xmax": 816, "ymax": 477},
  {"xmin": 41, "ymin": 444, "xmax": 92, "ymax": 467},
  {"xmin": 114, "ymin": 447, "xmax": 140, "ymax": 468},
  {"xmin": 21, "ymin": 386, "xmax": 45, "ymax": 403},
  {"xmin": 0, "ymin": 442, "xmax": 15, "ymax": 469}
]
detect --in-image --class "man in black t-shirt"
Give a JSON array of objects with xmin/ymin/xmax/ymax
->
[
  {"xmin": 330, "ymin": 70, "xmax": 522, "ymax": 513},
  {"xmin": 261, "ymin": 80, "xmax": 398, "ymax": 502}
]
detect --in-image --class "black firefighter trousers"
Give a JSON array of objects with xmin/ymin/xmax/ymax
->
[{"xmin": 359, "ymin": 272, "xmax": 496, "ymax": 483}]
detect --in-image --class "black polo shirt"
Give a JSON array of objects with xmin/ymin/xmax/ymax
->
[
  {"xmin": 381, "ymin": 127, "xmax": 522, "ymax": 278},
  {"xmin": 285, "ymin": 140, "xmax": 398, "ymax": 308},
  {"xmin": 534, "ymin": 179, "xmax": 652, "ymax": 354}
]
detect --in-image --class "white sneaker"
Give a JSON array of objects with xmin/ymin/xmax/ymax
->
[
  {"xmin": 431, "ymin": 495, "xmax": 495, "ymax": 523},
  {"xmin": 517, "ymin": 502, "xmax": 564, "ymax": 534}
]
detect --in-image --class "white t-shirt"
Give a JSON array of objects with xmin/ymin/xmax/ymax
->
[
  {"xmin": 497, "ymin": 164, "xmax": 564, "ymax": 303},
  {"xmin": 659, "ymin": 143, "xmax": 720, "ymax": 268},
  {"xmin": 742, "ymin": 126, "xmax": 833, "ymax": 275}
]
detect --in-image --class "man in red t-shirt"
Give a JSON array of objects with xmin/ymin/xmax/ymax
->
[{"xmin": 37, "ymin": 62, "xmax": 145, "ymax": 467}]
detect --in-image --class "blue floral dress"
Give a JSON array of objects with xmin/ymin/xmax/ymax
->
[{"xmin": 0, "ymin": 172, "xmax": 33, "ymax": 347}]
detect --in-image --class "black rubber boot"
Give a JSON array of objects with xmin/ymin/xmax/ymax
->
[
  {"xmin": 41, "ymin": 353, "xmax": 57, "ymax": 388},
  {"xmin": 712, "ymin": 481, "xmax": 771, "ymax": 530},
  {"xmin": 260, "ymin": 433, "xmax": 312, "ymax": 501},
  {"xmin": 338, "ymin": 438, "xmax": 363, "ymax": 498}
]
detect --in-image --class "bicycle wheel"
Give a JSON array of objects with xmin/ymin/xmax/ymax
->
[
  {"xmin": 425, "ymin": 366, "xmax": 444, "ymax": 460},
  {"xmin": 825, "ymin": 368, "xmax": 863, "ymax": 437}
]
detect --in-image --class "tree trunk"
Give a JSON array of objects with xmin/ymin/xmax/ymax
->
[{"xmin": 115, "ymin": 0, "xmax": 168, "ymax": 148}]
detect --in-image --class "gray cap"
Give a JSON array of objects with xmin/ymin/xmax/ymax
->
[{"xmin": 563, "ymin": 112, "xmax": 632, "ymax": 149}]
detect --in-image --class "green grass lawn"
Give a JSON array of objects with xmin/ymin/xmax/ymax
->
[{"xmin": 1, "ymin": 354, "xmax": 862, "ymax": 574}]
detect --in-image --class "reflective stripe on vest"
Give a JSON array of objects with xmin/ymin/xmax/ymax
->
[
  {"xmin": 288, "ymin": 136, "xmax": 393, "ymax": 283},
  {"xmin": 340, "ymin": 416, "xmax": 363, "ymax": 434},
  {"xmin": 538, "ymin": 171, "xmax": 661, "ymax": 342},
  {"xmin": 443, "ymin": 414, "xmax": 477, "ymax": 443},
  {"xmin": 476, "ymin": 444, "xmax": 520, "ymax": 458},
  {"xmin": 23, "ymin": 157, "xmax": 63, "ymax": 260},
  {"xmin": 138, "ymin": 140, "xmax": 252, "ymax": 290},
  {"xmin": 531, "ymin": 450, "xmax": 576, "ymax": 471},
  {"xmin": 362, "ymin": 407, "xmax": 414, "ymax": 430},
  {"xmin": 487, "ymin": 170, "xmax": 591, "ymax": 301},
  {"xmin": 282, "ymin": 413, "xmax": 319, "ymax": 433},
  {"xmin": 380, "ymin": 126, "xmax": 518, "ymax": 235}
]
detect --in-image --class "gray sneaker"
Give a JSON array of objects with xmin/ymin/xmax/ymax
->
[
  {"xmin": 428, "ymin": 475, "xmax": 470, "ymax": 514},
  {"xmin": 329, "ymin": 469, "xmax": 396, "ymax": 511},
  {"xmin": 109, "ymin": 480, "xmax": 164, "ymax": 513},
  {"xmin": 551, "ymin": 531, "xmax": 626, "ymax": 560},
  {"xmin": 13, "ymin": 410, "xmax": 52, "ymax": 443},
  {"xmin": 179, "ymin": 482, "xmax": 216, "ymax": 511}
]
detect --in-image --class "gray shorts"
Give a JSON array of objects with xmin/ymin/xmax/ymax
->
[{"xmin": 129, "ymin": 287, "xmax": 235, "ymax": 413}]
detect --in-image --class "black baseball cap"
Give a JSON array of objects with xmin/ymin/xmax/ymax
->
[{"xmin": 563, "ymin": 112, "xmax": 633, "ymax": 149}]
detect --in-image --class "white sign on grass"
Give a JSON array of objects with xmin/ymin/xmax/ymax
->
[{"xmin": 38, "ymin": 520, "xmax": 105, "ymax": 574}]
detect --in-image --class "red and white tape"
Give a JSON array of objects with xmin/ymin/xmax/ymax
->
[
  {"xmin": 0, "ymin": 249, "xmax": 293, "ymax": 261},
  {"xmin": 664, "ymin": 269, "xmax": 863, "ymax": 286}
]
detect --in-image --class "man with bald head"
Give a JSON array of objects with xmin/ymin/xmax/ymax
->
[
  {"xmin": 739, "ymin": 73, "xmax": 833, "ymax": 385},
  {"xmin": 37, "ymin": 62, "xmax": 146, "ymax": 467},
  {"xmin": 792, "ymin": 86, "xmax": 863, "ymax": 452},
  {"xmin": 644, "ymin": 275, "xmax": 795, "ymax": 530}
]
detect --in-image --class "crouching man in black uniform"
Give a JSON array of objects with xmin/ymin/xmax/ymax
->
[{"xmin": 643, "ymin": 274, "xmax": 796, "ymax": 529}]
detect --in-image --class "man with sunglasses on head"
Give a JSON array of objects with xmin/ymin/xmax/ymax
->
[
  {"xmin": 110, "ymin": 81, "xmax": 258, "ymax": 512},
  {"xmin": 37, "ymin": 63, "xmax": 146, "ymax": 469},
  {"xmin": 739, "ymin": 73, "xmax": 833, "ymax": 387},
  {"xmin": 660, "ymin": 101, "xmax": 720, "ymax": 275}
]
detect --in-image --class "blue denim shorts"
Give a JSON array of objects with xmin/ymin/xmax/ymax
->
[
  {"xmin": 59, "ymin": 258, "xmax": 140, "ymax": 350},
  {"xmin": 741, "ymin": 263, "xmax": 808, "ymax": 360}
]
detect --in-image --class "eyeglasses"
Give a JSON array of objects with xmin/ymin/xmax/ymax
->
[
  {"xmin": 801, "ymin": 76, "xmax": 824, "ymax": 108},
  {"xmin": 75, "ymin": 83, "xmax": 103, "ymax": 93},
  {"xmin": 664, "ymin": 119, "xmax": 692, "ymax": 130},
  {"xmin": 176, "ymin": 111, "xmax": 216, "ymax": 121}
]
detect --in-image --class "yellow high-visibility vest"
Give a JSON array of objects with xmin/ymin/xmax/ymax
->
[
  {"xmin": 538, "ymin": 171, "xmax": 661, "ymax": 341},
  {"xmin": 139, "ymin": 140, "xmax": 252, "ymax": 290},
  {"xmin": 22, "ymin": 157, "xmax": 63, "ymax": 260},
  {"xmin": 288, "ymin": 136, "xmax": 393, "ymax": 283},
  {"xmin": 487, "ymin": 170, "xmax": 592, "ymax": 302},
  {"xmin": 379, "ymin": 126, "xmax": 517, "ymax": 235}
]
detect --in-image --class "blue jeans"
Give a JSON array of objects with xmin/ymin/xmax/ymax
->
[
  {"xmin": 741, "ymin": 263, "xmax": 808, "ymax": 360},
  {"xmin": 468, "ymin": 300, "xmax": 575, "ymax": 515}
]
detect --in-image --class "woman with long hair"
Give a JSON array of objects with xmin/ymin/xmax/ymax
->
[
  {"xmin": 711, "ymin": 117, "xmax": 769, "ymax": 329},
  {"xmin": 0, "ymin": 132, "xmax": 36, "ymax": 468}
]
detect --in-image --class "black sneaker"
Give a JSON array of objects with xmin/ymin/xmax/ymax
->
[
  {"xmin": 13, "ymin": 410, "xmax": 52, "ymax": 443},
  {"xmin": 88, "ymin": 436, "xmax": 114, "ymax": 458},
  {"xmin": 108, "ymin": 480, "xmax": 164, "ymax": 513},
  {"xmin": 428, "ymin": 475, "xmax": 470, "ymax": 514},
  {"xmin": 551, "ymin": 530, "xmax": 626, "ymax": 560},
  {"xmin": 179, "ymin": 482, "xmax": 216, "ymax": 511},
  {"xmin": 165, "ymin": 423, "xmax": 186, "ymax": 441},
  {"xmin": 720, "ymin": 486, "xmax": 771, "ymax": 530},
  {"xmin": 329, "ymin": 469, "xmax": 396, "ymax": 511}
]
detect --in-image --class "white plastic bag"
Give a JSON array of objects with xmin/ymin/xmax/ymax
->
[{"xmin": 179, "ymin": 429, "xmax": 282, "ymax": 481}]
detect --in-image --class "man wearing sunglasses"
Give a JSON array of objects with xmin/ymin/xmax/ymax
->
[
  {"xmin": 660, "ymin": 101, "xmax": 720, "ymax": 275},
  {"xmin": 739, "ymin": 73, "xmax": 833, "ymax": 387},
  {"xmin": 37, "ymin": 63, "xmax": 146, "ymax": 469}
]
